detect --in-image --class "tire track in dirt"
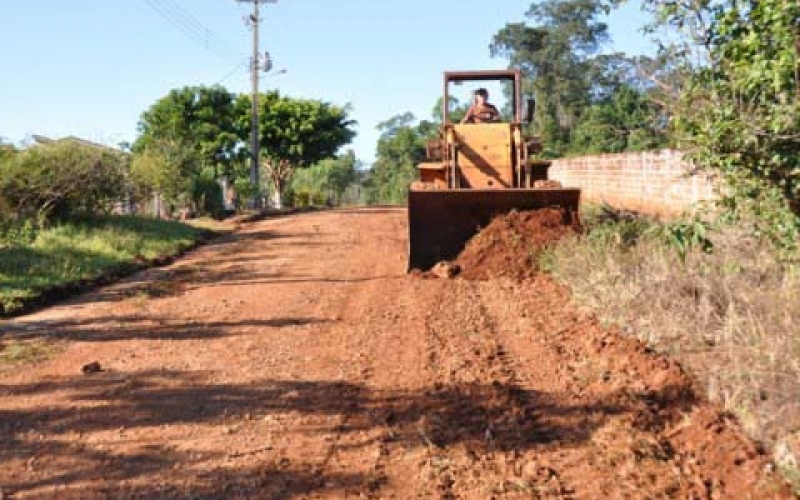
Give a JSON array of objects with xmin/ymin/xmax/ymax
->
[{"xmin": 418, "ymin": 279, "xmax": 575, "ymax": 499}]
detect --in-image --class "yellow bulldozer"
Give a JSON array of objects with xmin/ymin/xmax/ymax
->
[{"xmin": 408, "ymin": 69, "xmax": 581, "ymax": 270}]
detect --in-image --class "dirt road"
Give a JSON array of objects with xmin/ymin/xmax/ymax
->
[{"xmin": 0, "ymin": 208, "xmax": 792, "ymax": 499}]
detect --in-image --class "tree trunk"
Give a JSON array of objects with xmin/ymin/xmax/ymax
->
[
  {"xmin": 264, "ymin": 159, "xmax": 294, "ymax": 210},
  {"xmin": 272, "ymin": 178, "xmax": 283, "ymax": 209}
]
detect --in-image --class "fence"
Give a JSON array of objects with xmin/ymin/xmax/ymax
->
[{"xmin": 548, "ymin": 150, "xmax": 716, "ymax": 216}]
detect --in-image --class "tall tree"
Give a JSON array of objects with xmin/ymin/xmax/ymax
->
[
  {"xmin": 135, "ymin": 85, "xmax": 240, "ymax": 178},
  {"xmin": 491, "ymin": 0, "xmax": 611, "ymax": 155},
  {"xmin": 235, "ymin": 92, "xmax": 356, "ymax": 208}
]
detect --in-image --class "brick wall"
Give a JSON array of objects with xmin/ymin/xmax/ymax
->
[{"xmin": 548, "ymin": 150, "xmax": 716, "ymax": 216}]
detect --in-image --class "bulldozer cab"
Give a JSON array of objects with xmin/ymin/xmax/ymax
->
[
  {"xmin": 422, "ymin": 70, "xmax": 546, "ymax": 190},
  {"xmin": 408, "ymin": 70, "xmax": 581, "ymax": 271},
  {"xmin": 442, "ymin": 70, "xmax": 524, "ymax": 125}
]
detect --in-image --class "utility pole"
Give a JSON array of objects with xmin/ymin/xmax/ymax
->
[{"xmin": 237, "ymin": 0, "xmax": 277, "ymax": 209}]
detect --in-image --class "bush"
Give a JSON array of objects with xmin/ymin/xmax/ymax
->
[
  {"xmin": 0, "ymin": 142, "xmax": 127, "ymax": 222},
  {"xmin": 192, "ymin": 171, "xmax": 225, "ymax": 219},
  {"xmin": 544, "ymin": 211, "xmax": 800, "ymax": 488},
  {"xmin": 130, "ymin": 140, "xmax": 196, "ymax": 213}
]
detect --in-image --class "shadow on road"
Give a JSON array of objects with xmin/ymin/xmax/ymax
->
[
  {"xmin": 0, "ymin": 372, "xmax": 694, "ymax": 498},
  {"xmin": 2, "ymin": 316, "xmax": 330, "ymax": 343}
]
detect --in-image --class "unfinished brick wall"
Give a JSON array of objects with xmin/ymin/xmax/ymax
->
[{"xmin": 548, "ymin": 150, "xmax": 716, "ymax": 215}]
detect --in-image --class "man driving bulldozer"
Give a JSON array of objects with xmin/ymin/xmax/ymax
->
[{"xmin": 461, "ymin": 88, "xmax": 501, "ymax": 124}]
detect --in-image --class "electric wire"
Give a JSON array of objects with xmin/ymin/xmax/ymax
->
[
  {"xmin": 159, "ymin": 0, "xmax": 240, "ymax": 56},
  {"xmin": 142, "ymin": 0, "xmax": 239, "ymax": 63},
  {"xmin": 215, "ymin": 59, "xmax": 248, "ymax": 85}
]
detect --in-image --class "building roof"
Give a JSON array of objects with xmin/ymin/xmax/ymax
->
[{"xmin": 31, "ymin": 134, "xmax": 124, "ymax": 153}]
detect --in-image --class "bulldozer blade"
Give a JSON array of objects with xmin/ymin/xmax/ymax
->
[{"xmin": 407, "ymin": 188, "xmax": 581, "ymax": 271}]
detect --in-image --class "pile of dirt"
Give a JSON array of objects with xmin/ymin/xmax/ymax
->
[{"xmin": 455, "ymin": 208, "xmax": 581, "ymax": 280}]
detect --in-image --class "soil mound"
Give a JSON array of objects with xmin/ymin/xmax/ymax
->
[{"xmin": 455, "ymin": 208, "xmax": 580, "ymax": 280}]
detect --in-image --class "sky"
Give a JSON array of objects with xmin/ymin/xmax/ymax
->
[{"xmin": 0, "ymin": 0, "xmax": 653, "ymax": 164}]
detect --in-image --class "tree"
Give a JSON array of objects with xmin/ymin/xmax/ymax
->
[
  {"xmin": 135, "ymin": 85, "xmax": 240, "ymax": 178},
  {"xmin": 491, "ymin": 0, "xmax": 611, "ymax": 155},
  {"xmin": 0, "ymin": 139, "xmax": 15, "ymax": 162},
  {"xmin": 291, "ymin": 150, "xmax": 358, "ymax": 206},
  {"xmin": 641, "ymin": 0, "xmax": 800, "ymax": 249},
  {"xmin": 366, "ymin": 113, "xmax": 434, "ymax": 205},
  {"xmin": 235, "ymin": 92, "xmax": 356, "ymax": 208},
  {"xmin": 570, "ymin": 83, "xmax": 668, "ymax": 154},
  {"xmin": 133, "ymin": 86, "xmax": 242, "ymax": 215}
]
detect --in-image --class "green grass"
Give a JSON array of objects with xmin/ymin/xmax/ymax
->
[
  {"xmin": 0, "ymin": 215, "xmax": 208, "ymax": 314},
  {"xmin": 542, "ymin": 205, "xmax": 800, "ymax": 491},
  {"xmin": 0, "ymin": 339, "xmax": 61, "ymax": 365}
]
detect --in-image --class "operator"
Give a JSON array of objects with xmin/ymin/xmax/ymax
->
[{"xmin": 461, "ymin": 88, "xmax": 501, "ymax": 124}]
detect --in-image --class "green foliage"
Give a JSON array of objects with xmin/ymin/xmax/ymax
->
[
  {"xmin": 0, "ymin": 340, "xmax": 58, "ymax": 365},
  {"xmin": 134, "ymin": 85, "xmax": 240, "ymax": 176},
  {"xmin": 235, "ymin": 92, "xmax": 356, "ymax": 208},
  {"xmin": 233, "ymin": 178, "xmax": 256, "ymax": 209},
  {"xmin": 586, "ymin": 217, "xmax": 655, "ymax": 248},
  {"xmin": 491, "ymin": 1, "xmax": 669, "ymax": 157},
  {"xmin": 292, "ymin": 151, "xmax": 358, "ymax": 206},
  {"xmin": 192, "ymin": 168, "xmax": 225, "ymax": 218},
  {"xmin": 133, "ymin": 86, "xmax": 354, "ymax": 211},
  {"xmin": 0, "ymin": 140, "xmax": 15, "ymax": 162},
  {"xmin": 650, "ymin": 218, "xmax": 715, "ymax": 263},
  {"xmin": 570, "ymin": 83, "xmax": 668, "ymax": 154},
  {"xmin": 130, "ymin": 139, "xmax": 198, "ymax": 208},
  {"xmin": 642, "ymin": 0, "xmax": 800, "ymax": 252},
  {"xmin": 133, "ymin": 85, "xmax": 243, "ymax": 215},
  {"xmin": 0, "ymin": 217, "xmax": 38, "ymax": 244},
  {"xmin": 366, "ymin": 113, "xmax": 434, "ymax": 205},
  {"xmin": 580, "ymin": 206, "xmax": 715, "ymax": 263},
  {"xmin": 491, "ymin": 0, "xmax": 610, "ymax": 154},
  {"xmin": 0, "ymin": 215, "xmax": 205, "ymax": 314},
  {"xmin": 0, "ymin": 142, "xmax": 127, "ymax": 222}
]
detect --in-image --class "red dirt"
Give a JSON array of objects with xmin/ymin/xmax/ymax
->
[
  {"xmin": 455, "ymin": 208, "xmax": 581, "ymax": 281},
  {"xmin": 0, "ymin": 208, "xmax": 793, "ymax": 499}
]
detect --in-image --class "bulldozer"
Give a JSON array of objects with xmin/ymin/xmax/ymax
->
[{"xmin": 408, "ymin": 69, "xmax": 581, "ymax": 270}]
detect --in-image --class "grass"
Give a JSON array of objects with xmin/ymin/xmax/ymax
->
[
  {"xmin": 0, "ymin": 339, "xmax": 61, "ymax": 365},
  {"xmin": 0, "ymin": 215, "xmax": 209, "ymax": 315},
  {"xmin": 542, "ymin": 205, "xmax": 800, "ymax": 492}
]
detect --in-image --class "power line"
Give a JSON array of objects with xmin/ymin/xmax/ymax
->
[
  {"xmin": 142, "ymin": 0, "xmax": 238, "ymax": 63},
  {"xmin": 160, "ymin": 0, "xmax": 240, "ymax": 56},
  {"xmin": 148, "ymin": 0, "xmax": 235, "ymax": 61},
  {"xmin": 214, "ymin": 59, "xmax": 248, "ymax": 85}
]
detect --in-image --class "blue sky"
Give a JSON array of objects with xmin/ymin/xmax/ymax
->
[{"xmin": 0, "ymin": 1, "xmax": 652, "ymax": 163}]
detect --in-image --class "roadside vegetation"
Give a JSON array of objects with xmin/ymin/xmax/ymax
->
[
  {"xmin": 0, "ymin": 82, "xmax": 359, "ymax": 315},
  {"xmin": 0, "ymin": 215, "xmax": 205, "ymax": 315},
  {"xmin": 542, "ymin": 0, "xmax": 799, "ymax": 484},
  {"xmin": 133, "ymin": 86, "xmax": 355, "ymax": 212},
  {"xmin": 0, "ymin": 140, "xmax": 209, "ymax": 316},
  {"xmin": 543, "ymin": 206, "xmax": 800, "ymax": 489}
]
